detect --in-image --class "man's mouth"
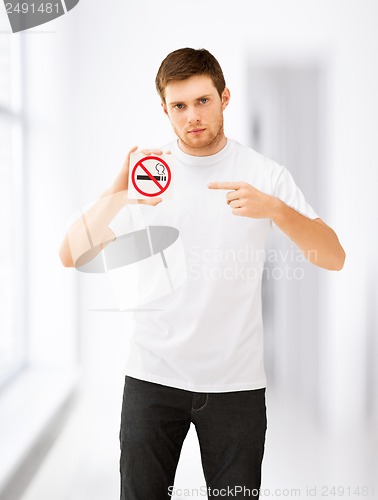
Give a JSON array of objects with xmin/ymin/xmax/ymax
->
[{"xmin": 188, "ymin": 128, "xmax": 206, "ymax": 134}]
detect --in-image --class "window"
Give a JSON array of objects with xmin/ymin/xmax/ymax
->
[{"xmin": 0, "ymin": 20, "xmax": 25, "ymax": 387}]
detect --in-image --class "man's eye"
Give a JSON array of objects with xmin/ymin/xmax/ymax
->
[
  {"xmin": 174, "ymin": 104, "xmax": 185, "ymax": 110},
  {"xmin": 199, "ymin": 98, "xmax": 208, "ymax": 104}
]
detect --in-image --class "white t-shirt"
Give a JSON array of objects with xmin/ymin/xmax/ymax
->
[{"xmin": 109, "ymin": 139, "xmax": 318, "ymax": 393}]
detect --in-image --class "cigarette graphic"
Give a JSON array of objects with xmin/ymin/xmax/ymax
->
[{"xmin": 137, "ymin": 163, "xmax": 167, "ymax": 182}]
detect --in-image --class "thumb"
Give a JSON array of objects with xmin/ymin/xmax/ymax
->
[{"xmin": 138, "ymin": 197, "xmax": 163, "ymax": 206}]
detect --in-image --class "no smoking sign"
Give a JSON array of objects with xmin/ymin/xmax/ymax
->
[{"xmin": 128, "ymin": 153, "xmax": 172, "ymax": 199}]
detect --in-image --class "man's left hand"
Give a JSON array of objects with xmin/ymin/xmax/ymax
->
[{"xmin": 208, "ymin": 181, "xmax": 279, "ymax": 219}]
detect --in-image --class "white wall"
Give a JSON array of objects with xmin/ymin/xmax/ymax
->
[{"xmin": 0, "ymin": 1, "xmax": 375, "ymax": 497}]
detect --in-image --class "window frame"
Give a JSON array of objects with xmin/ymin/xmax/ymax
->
[{"xmin": 0, "ymin": 33, "xmax": 28, "ymax": 389}]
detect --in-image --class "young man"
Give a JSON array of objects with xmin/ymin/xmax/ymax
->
[{"xmin": 60, "ymin": 48, "xmax": 345, "ymax": 499}]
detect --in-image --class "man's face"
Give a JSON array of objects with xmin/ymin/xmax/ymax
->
[{"xmin": 162, "ymin": 75, "xmax": 230, "ymax": 156}]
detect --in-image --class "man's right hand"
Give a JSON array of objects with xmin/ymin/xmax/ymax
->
[
  {"xmin": 109, "ymin": 146, "xmax": 170, "ymax": 206},
  {"xmin": 60, "ymin": 146, "xmax": 169, "ymax": 267}
]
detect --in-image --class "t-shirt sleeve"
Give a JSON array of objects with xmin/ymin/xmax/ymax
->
[{"xmin": 273, "ymin": 165, "xmax": 319, "ymax": 220}]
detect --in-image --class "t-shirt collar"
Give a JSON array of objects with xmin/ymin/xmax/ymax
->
[{"xmin": 172, "ymin": 138, "xmax": 235, "ymax": 166}]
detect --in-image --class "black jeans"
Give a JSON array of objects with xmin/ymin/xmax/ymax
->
[{"xmin": 119, "ymin": 376, "xmax": 267, "ymax": 499}]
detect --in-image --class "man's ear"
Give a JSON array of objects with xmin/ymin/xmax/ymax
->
[
  {"xmin": 161, "ymin": 101, "xmax": 168, "ymax": 116},
  {"xmin": 221, "ymin": 87, "xmax": 231, "ymax": 110}
]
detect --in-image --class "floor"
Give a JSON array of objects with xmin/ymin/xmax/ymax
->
[{"xmin": 15, "ymin": 326, "xmax": 378, "ymax": 500}]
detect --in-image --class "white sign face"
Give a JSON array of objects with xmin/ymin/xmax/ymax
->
[{"xmin": 128, "ymin": 153, "xmax": 173, "ymax": 200}]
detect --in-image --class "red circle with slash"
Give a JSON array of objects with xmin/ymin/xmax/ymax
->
[{"xmin": 131, "ymin": 156, "xmax": 171, "ymax": 197}]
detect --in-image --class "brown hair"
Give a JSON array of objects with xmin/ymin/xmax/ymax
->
[{"xmin": 155, "ymin": 48, "xmax": 226, "ymax": 102}]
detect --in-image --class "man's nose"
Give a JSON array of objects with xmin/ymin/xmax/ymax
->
[{"xmin": 187, "ymin": 106, "xmax": 201, "ymax": 123}]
